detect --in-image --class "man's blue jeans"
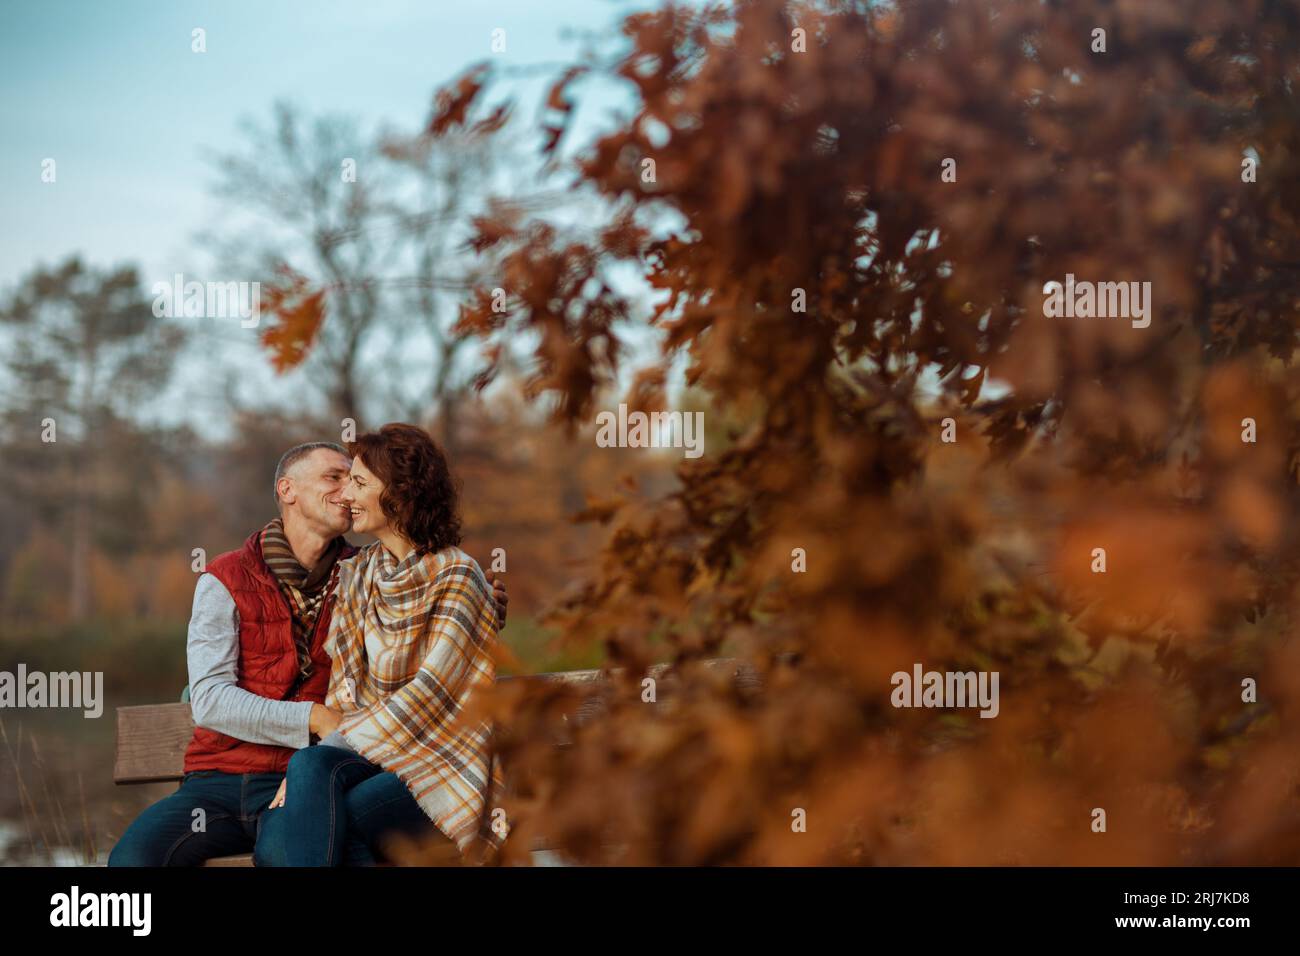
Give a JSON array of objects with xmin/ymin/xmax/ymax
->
[
  {"xmin": 253, "ymin": 744, "xmax": 435, "ymax": 867},
  {"xmin": 108, "ymin": 770, "xmax": 285, "ymax": 866}
]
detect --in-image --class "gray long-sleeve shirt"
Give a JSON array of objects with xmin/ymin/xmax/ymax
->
[{"xmin": 186, "ymin": 573, "xmax": 317, "ymax": 749}]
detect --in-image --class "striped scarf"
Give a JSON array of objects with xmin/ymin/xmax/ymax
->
[
  {"xmin": 324, "ymin": 542, "xmax": 507, "ymax": 860},
  {"xmin": 259, "ymin": 517, "xmax": 345, "ymax": 685}
]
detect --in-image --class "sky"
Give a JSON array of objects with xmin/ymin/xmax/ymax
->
[
  {"xmin": 0, "ymin": 0, "xmax": 676, "ymax": 435},
  {"xmin": 0, "ymin": 0, "xmax": 652, "ymax": 288}
]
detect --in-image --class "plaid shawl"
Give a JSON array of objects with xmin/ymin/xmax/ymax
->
[{"xmin": 324, "ymin": 542, "xmax": 507, "ymax": 859}]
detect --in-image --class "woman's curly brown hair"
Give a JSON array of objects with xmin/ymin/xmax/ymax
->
[{"xmin": 346, "ymin": 422, "xmax": 462, "ymax": 556}]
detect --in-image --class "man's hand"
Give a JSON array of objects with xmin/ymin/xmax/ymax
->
[
  {"xmin": 485, "ymin": 569, "xmax": 508, "ymax": 628},
  {"xmin": 268, "ymin": 777, "xmax": 287, "ymax": 809},
  {"xmin": 309, "ymin": 703, "xmax": 343, "ymax": 738}
]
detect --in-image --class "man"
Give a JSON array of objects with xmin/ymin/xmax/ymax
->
[{"xmin": 107, "ymin": 441, "xmax": 507, "ymax": 866}]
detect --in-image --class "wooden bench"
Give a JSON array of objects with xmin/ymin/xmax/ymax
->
[{"xmin": 114, "ymin": 658, "xmax": 759, "ymax": 866}]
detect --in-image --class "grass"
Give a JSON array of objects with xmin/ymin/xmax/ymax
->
[
  {"xmin": 0, "ymin": 716, "xmax": 98, "ymax": 865},
  {"xmin": 499, "ymin": 615, "xmax": 607, "ymax": 675}
]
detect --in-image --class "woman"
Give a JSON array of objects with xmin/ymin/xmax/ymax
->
[{"xmin": 254, "ymin": 422, "xmax": 507, "ymax": 866}]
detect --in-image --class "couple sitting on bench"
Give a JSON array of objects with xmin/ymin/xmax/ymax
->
[{"xmin": 108, "ymin": 423, "xmax": 510, "ymax": 866}]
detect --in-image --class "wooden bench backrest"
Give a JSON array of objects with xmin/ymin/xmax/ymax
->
[{"xmin": 115, "ymin": 659, "xmax": 758, "ymax": 784}]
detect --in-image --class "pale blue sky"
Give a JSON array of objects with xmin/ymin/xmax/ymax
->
[
  {"xmin": 0, "ymin": 0, "xmax": 679, "ymax": 432},
  {"xmin": 0, "ymin": 0, "xmax": 648, "ymax": 288}
]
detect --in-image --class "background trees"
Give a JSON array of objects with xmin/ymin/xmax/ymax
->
[
  {"xmin": 271, "ymin": 0, "xmax": 1298, "ymax": 864},
  {"xmin": 0, "ymin": 257, "xmax": 186, "ymax": 622},
  {"xmin": 199, "ymin": 97, "xmax": 569, "ymax": 437},
  {"xmin": 5, "ymin": 0, "xmax": 1299, "ymax": 867}
]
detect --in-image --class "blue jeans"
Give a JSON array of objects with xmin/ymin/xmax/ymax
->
[
  {"xmin": 108, "ymin": 770, "xmax": 284, "ymax": 866},
  {"xmin": 253, "ymin": 744, "xmax": 434, "ymax": 867}
]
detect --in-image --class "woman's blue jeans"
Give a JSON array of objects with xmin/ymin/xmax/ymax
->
[{"xmin": 253, "ymin": 744, "xmax": 434, "ymax": 867}]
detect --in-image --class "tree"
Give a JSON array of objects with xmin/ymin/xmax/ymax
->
[
  {"xmin": 200, "ymin": 102, "xmax": 394, "ymax": 423},
  {"xmin": 0, "ymin": 256, "xmax": 185, "ymax": 620},
  {"xmin": 202, "ymin": 97, "xmax": 561, "ymax": 436},
  {"xmin": 270, "ymin": 0, "xmax": 1300, "ymax": 864}
]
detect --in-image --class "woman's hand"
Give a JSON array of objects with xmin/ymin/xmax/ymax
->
[
  {"xmin": 268, "ymin": 777, "xmax": 287, "ymax": 809},
  {"xmin": 485, "ymin": 570, "xmax": 508, "ymax": 628}
]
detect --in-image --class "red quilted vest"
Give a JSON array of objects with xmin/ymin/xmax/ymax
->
[{"xmin": 182, "ymin": 529, "xmax": 357, "ymax": 774}]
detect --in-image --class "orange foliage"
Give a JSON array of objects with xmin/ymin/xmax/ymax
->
[
  {"xmin": 267, "ymin": 0, "xmax": 1300, "ymax": 864},
  {"xmin": 260, "ymin": 264, "xmax": 328, "ymax": 373}
]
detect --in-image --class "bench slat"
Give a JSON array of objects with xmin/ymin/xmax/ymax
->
[
  {"xmin": 116, "ymin": 659, "xmax": 760, "ymax": 784},
  {"xmin": 115, "ymin": 703, "xmax": 204, "ymax": 784}
]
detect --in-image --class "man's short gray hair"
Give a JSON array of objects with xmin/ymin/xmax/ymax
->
[{"xmin": 273, "ymin": 441, "xmax": 349, "ymax": 507}]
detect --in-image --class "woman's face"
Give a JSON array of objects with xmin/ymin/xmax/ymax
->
[{"xmin": 338, "ymin": 456, "xmax": 388, "ymax": 535}]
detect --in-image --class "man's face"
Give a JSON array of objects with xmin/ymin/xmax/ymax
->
[{"xmin": 279, "ymin": 448, "xmax": 353, "ymax": 535}]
